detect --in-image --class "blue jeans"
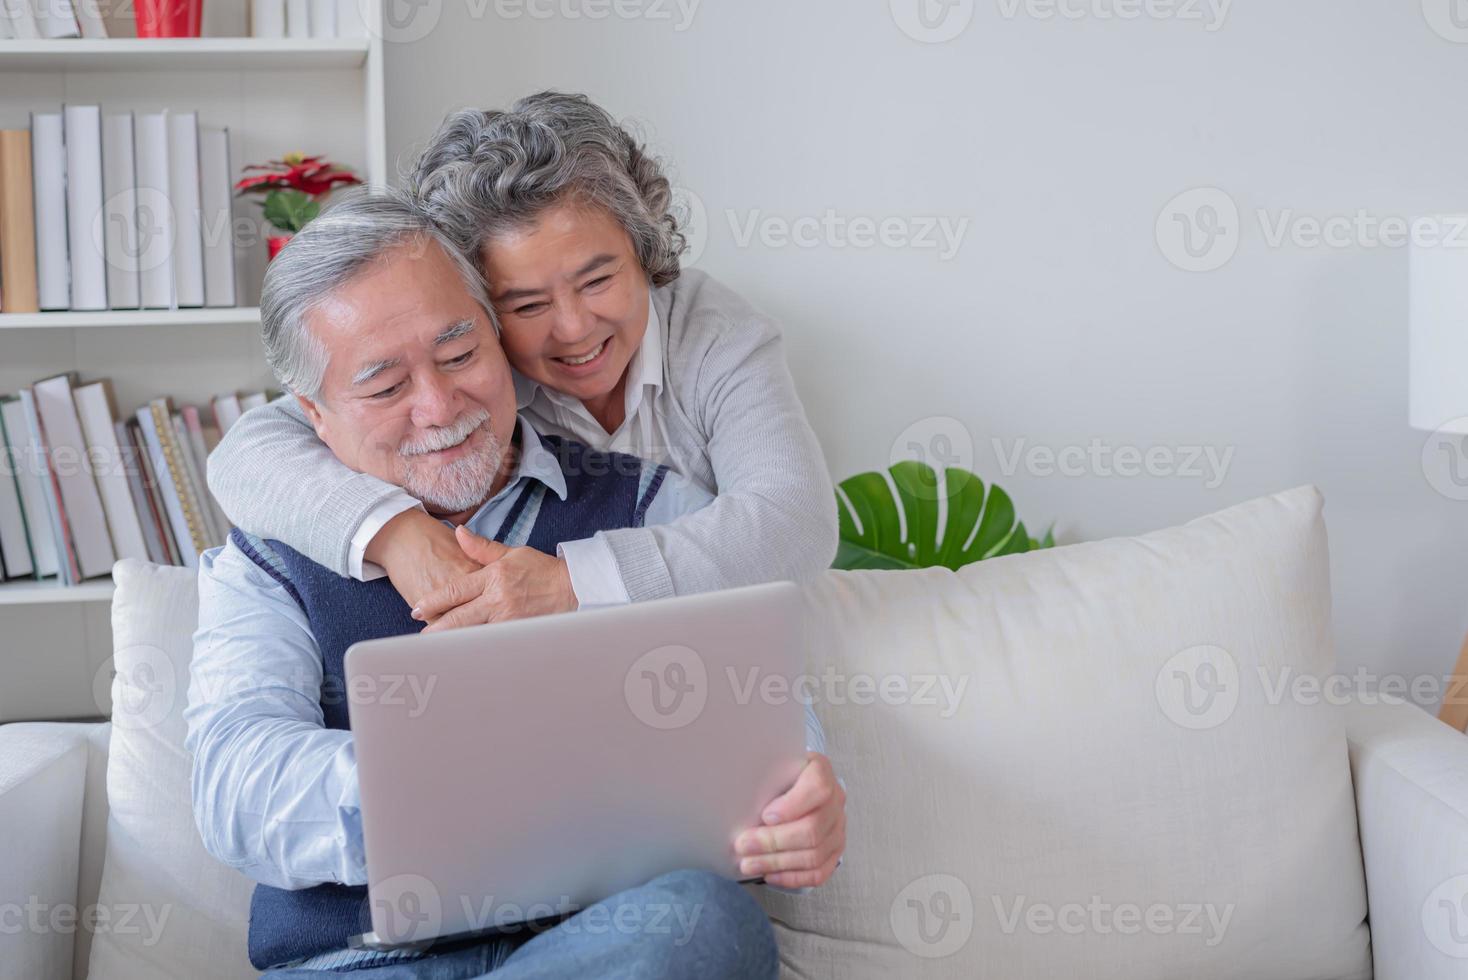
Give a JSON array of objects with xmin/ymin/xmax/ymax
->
[{"xmin": 261, "ymin": 870, "xmax": 778, "ymax": 980}]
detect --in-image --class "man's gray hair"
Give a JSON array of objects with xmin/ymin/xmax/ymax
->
[
  {"xmin": 260, "ymin": 189, "xmax": 495, "ymax": 401},
  {"xmin": 409, "ymin": 91, "xmax": 686, "ymax": 287}
]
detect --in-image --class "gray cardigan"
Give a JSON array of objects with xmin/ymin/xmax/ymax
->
[{"xmin": 205, "ymin": 269, "xmax": 840, "ymax": 601}]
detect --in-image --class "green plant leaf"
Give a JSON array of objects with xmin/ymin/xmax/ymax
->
[
  {"xmin": 262, "ymin": 189, "xmax": 315, "ymax": 234},
  {"xmin": 833, "ymin": 462, "xmax": 1054, "ymax": 571}
]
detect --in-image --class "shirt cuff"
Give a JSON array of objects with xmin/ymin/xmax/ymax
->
[
  {"xmin": 349, "ymin": 492, "xmax": 423, "ymax": 582},
  {"xmin": 558, "ymin": 536, "xmax": 632, "ymax": 608}
]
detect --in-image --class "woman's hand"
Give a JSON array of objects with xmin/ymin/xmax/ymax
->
[
  {"xmin": 412, "ymin": 525, "xmax": 577, "ymax": 632},
  {"xmin": 734, "ymin": 752, "xmax": 846, "ymax": 889},
  {"xmin": 367, "ymin": 508, "xmax": 482, "ymax": 612}
]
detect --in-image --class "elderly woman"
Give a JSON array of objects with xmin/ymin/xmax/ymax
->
[{"xmin": 207, "ymin": 91, "xmax": 838, "ymax": 628}]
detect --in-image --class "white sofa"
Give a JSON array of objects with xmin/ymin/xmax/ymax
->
[{"xmin": 3, "ymin": 485, "xmax": 1468, "ymax": 979}]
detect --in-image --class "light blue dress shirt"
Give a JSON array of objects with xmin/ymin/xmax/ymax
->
[{"xmin": 185, "ymin": 414, "xmax": 826, "ymax": 895}]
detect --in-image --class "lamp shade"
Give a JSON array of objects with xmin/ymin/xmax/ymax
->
[{"xmin": 1410, "ymin": 215, "xmax": 1468, "ymax": 433}]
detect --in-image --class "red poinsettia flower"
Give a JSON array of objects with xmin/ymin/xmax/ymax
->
[{"xmin": 235, "ymin": 151, "xmax": 361, "ymax": 199}]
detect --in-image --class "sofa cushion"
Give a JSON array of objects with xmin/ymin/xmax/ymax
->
[
  {"xmin": 86, "ymin": 559, "xmax": 255, "ymax": 980},
  {"xmin": 757, "ymin": 485, "xmax": 1372, "ymax": 980}
]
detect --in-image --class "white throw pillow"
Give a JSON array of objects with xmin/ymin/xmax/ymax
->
[
  {"xmin": 758, "ymin": 485, "xmax": 1372, "ymax": 980},
  {"xmin": 87, "ymin": 559, "xmax": 256, "ymax": 980}
]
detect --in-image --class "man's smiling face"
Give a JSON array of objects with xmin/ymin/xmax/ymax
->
[{"xmin": 295, "ymin": 236, "xmax": 519, "ymax": 523}]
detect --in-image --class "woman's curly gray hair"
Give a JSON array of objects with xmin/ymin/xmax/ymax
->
[{"xmin": 409, "ymin": 91, "xmax": 686, "ymax": 287}]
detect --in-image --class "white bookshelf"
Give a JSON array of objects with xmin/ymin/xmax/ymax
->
[
  {"xmin": 0, "ymin": 307, "xmax": 262, "ymax": 329},
  {"xmin": 0, "ymin": 9, "xmax": 385, "ymax": 636},
  {"xmin": 0, "ymin": 37, "xmax": 370, "ymax": 71}
]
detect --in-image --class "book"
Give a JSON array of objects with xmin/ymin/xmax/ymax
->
[
  {"xmin": 0, "ymin": 398, "xmax": 58, "ymax": 578},
  {"xmin": 101, "ymin": 112, "xmax": 142, "ymax": 310},
  {"xmin": 33, "ymin": 373, "xmax": 116, "ymax": 579},
  {"xmin": 211, "ymin": 392, "xmax": 243, "ymax": 433},
  {"xmin": 116, "ymin": 420, "xmax": 170, "ymax": 566},
  {"xmin": 181, "ymin": 404, "xmax": 230, "ymax": 538},
  {"xmin": 336, "ymin": 0, "xmax": 365, "ymax": 37},
  {"xmin": 126, "ymin": 419, "xmax": 178, "ymax": 566},
  {"xmin": 199, "ymin": 126, "xmax": 237, "ymax": 308},
  {"xmin": 251, "ymin": 0, "xmax": 285, "ymax": 36},
  {"xmin": 35, "ymin": 0, "xmax": 81, "ymax": 37},
  {"xmin": 74, "ymin": 380, "xmax": 150, "ymax": 562},
  {"xmin": 139, "ymin": 399, "xmax": 210, "ymax": 565},
  {"xmin": 31, "ymin": 113, "xmax": 70, "ymax": 312},
  {"xmin": 134, "ymin": 112, "xmax": 175, "ymax": 310},
  {"xmin": 64, "ymin": 105, "xmax": 109, "ymax": 312},
  {"xmin": 0, "ymin": 130, "xmax": 39, "ymax": 314},
  {"xmin": 0, "ymin": 406, "xmax": 35, "ymax": 579},
  {"xmin": 72, "ymin": 0, "xmax": 108, "ymax": 36},
  {"xmin": 0, "ymin": 0, "xmax": 41, "ymax": 37},
  {"xmin": 18, "ymin": 388, "xmax": 77, "ymax": 584},
  {"xmin": 167, "ymin": 112, "xmax": 205, "ymax": 309},
  {"xmin": 285, "ymin": 0, "xmax": 308, "ymax": 36},
  {"xmin": 171, "ymin": 410, "xmax": 219, "ymax": 547},
  {"xmin": 240, "ymin": 391, "xmax": 269, "ymax": 412},
  {"xmin": 308, "ymin": 0, "xmax": 334, "ymax": 35}
]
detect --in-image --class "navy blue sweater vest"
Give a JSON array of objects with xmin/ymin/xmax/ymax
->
[{"xmin": 230, "ymin": 434, "xmax": 667, "ymax": 969}]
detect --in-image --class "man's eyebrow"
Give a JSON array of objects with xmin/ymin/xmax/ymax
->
[
  {"xmin": 352, "ymin": 358, "xmax": 399, "ymax": 388},
  {"xmin": 350, "ymin": 320, "xmax": 476, "ymax": 388},
  {"xmin": 492, "ymin": 255, "xmax": 617, "ymax": 304},
  {"xmin": 434, "ymin": 318, "xmax": 476, "ymax": 345}
]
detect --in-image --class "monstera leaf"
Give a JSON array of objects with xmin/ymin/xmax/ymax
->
[{"xmin": 834, "ymin": 462, "xmax": 1054, "ymax": 571}]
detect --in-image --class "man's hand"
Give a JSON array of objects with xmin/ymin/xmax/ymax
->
[
  {"xmin": 734, "ymin": 752, "xmax": 846, "ymax": 889},
  {"xmin": 412, "ymin": 525, "xmax": 577, "ymax": 632},
  {"xmin": 368, "ymin": 509, "xmax": 481, "ymax": 612}
]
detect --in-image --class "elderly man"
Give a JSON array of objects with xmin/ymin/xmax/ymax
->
[{"xmin": 184, "ymin": 193, "xmax": 846, "ymax": 978}]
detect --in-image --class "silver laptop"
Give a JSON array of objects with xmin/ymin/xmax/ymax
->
[{"xmin": 344, "ymin": 580, "xmax": 808, "ymax": 951}]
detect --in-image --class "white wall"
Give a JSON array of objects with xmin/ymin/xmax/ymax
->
[{"xmin": 380, "ymin": 0, "xmax": 1468, "ymax": 701}]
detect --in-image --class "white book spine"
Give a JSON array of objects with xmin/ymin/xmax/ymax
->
[
  {"xmin": 167, "ymin": 112, "xmax": 205, "ymax": 309},
  {"xmin": 136, "ymin": 406, "xmax": 196, "ymax": 570},
  {"xmin": 31, "ymin": 113, "xmax": 71, "ymax": 312},
  {"xmin": 0, "ymin": 9, "xmax": 12, "ymax": 37},
  {"xmin": 2, "ymin": 0, "xmax": 40, "ymax": 37},
  {"xmin": 212, "ymin": 394, "xmax": 243, "ymax": 434},
  {"xmin": 199, "ymin": 127, "xmax": 237, "ymax": 308},
  {"xmin": 1, "ymin": 401, "xmax": 58, "ymax": 578},
  {"xmin": 250, "ymin": 0, "xmax": 285, "ymax": 36},
  {"xmin": 134, "ymin": 113, "xmax": 175, "ymax": 310},
  {"xmin": 17, "ymin": 390, "xmax": 72, "ymax": 584},
  {"xmin": 0, "ymin": 410, "xmax": 35, "ymax": 578},
  {"xmin": 115, "ymin": 420, "xmax": 168, "ymax": 566},
  {"xmin": 33, "ymin": 376, "xmax": 115, "ymax": 579},
  {"xmin": 74, "ymin": 384, "xmax": 149, "ymax": 563},
  {"xmin": 71, "ymin": 0, "xmax": 107, "ymax": 36},
  {"xmin": 335, "ymin": 0, "xmax": 364, "ymax": 36},
  {"xmin": 285, "ymin": 0, "xmax": 308, "ymax": 37},
  {"xmin": 102, "ymin": 113, "xmax": 141, "ymax": 310},
  {"xmin": 307, "ymin": 0, "xmax": 334, "ymax": 35},
  {"xmin": 35, "ymin": 0, "xmax": 80, "ymax": 37},
  {"xmin": 64, "ymin": 105, "xmax": 108, "ymax": 312}
]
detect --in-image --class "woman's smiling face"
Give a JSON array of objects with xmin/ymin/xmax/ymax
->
[{"xmin": 482, "ymin": 200, "xmax": 651, "ymax": 414}]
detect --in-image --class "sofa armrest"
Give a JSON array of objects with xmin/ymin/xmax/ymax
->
[
  {"xmin": 0, "ymin": 723, "xmax": 106, "ymax": 980},
  {"xmin": 1346, "ymin": 698, "xmax": 1468, "ymax": 979}
]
